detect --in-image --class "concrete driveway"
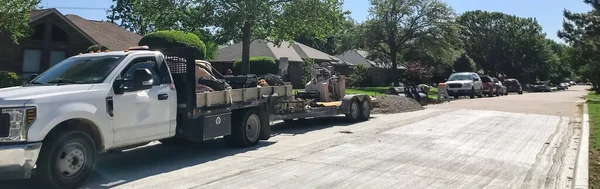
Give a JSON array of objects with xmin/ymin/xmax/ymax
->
[{"xmin": 3, "ymin": 86, "xmax": 590, "ymax": 189}]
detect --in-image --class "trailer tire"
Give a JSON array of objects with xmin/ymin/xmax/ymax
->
[
  {"xmin": 35, "ymin": 130, "xmax": 97, "ymax": 189},
  {"xmin": 225, "ymin": 108, "xmax": 261, "ymax": 147},
  {"xmin": 359, "ymin": 100, "xmax": 371, "ymax": 121},
  {"xmin": 345, "ymin": 100, "xmax": 360, "ymax": 122}
]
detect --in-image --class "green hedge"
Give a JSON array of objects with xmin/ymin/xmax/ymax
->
[
  {"xmin": 233, "ymin": 56, "xmax": 278, "ymax": 75},
  {"xmin": 0, "ymin": 72, "xmax": 23, "ymax": 88},
  {"xmin": 86, "ymin": 45, "xmax": 109, "ymax": 52},
  {"xmin": 138, "ymin": 30, "xmax": 207, "ymax": 59}
]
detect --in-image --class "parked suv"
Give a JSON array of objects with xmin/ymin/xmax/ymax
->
[
  {"xmin": 504, "ymin": 78, "xmax": 523, "ymax": 94},
  {"xmin": 445, "ymin": 72, "xmax": 484, "ymax": 99},
  {"xmin": 479, "ymin": 75, "xmax": 497, "ymax": 97}
]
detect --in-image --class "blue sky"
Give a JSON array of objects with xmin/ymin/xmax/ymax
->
[{"xmin": 41, "ymin": 0, "xmax": 592, "ymax": 42}]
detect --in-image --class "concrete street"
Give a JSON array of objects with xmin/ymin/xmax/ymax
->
[{"xmin": 4, "ymin": 86, "xmax": 589, "ymax": 189}]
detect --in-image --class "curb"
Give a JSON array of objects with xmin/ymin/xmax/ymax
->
[{"xmin": 574, "ymin": 103, "xmax": 589, "ymax": 189}]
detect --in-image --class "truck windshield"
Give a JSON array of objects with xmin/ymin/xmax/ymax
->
[
  {"xmin": 29, "ymin": 55, "xmax": 124, "ymax": 85},
  {"xmin": 448, "ymin": 74, "xmax": 471, "ymax": 81}
]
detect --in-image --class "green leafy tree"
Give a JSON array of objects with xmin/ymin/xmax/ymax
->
[
  {"xmin": 559, "ymin": 0, "xmax": 600, "ymax": 92},
  {"xmin": 300, "ymin": 58, "xmax": 318, "ymax": 84},
  {"xmin": 294, "ymin": 17, "xmax": 359, "ymax": 55},
  {"xmin": 357, "ymin": 0, "xmax": 458, "ymax": 86},
  {"xmin": 453, "ymin": 53, "xmax": 476, "ymax": 72},
  {"xmin": 210, "ymin": 0, "xmax": 347, "ymax": 72},
  {"xmin": 0, "ymin": 0, "xmax": 39, "ymax": 44}
]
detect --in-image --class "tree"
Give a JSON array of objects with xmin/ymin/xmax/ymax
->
[
  {"xmin": 453, "ymin": 53, "xmax": 476, "ymax": 72},
  {"xmin": 348, "ymin": 64, "xmax": 370, "ymax": 87},
  {"xmin": 86, "ymin": 45, "xmax": 110, "ymax": 52},
  {"xmin": 107, "ymin": 0, "xmax": 213, "ymax": 36},
  {"xmin": 294, "ymin": 17, "xmax": 359, "ymax": 55},
  {"xmin": 559, "ymin": 0, "xmax": 600, "ymax": 92},
  {"xmin": 209, "ymin": 0, "xmax": 347, "ymax": 72},
  {"xmin": 403, "ymin": 61, "xmax": 431, "ymax": 85},
  {"xmin": 357, "ymin": 0, "xmax": 458, "ymax": 86},
  {"xmin": 458, "ymin": 11, "xmax": 552, "ymax": 83},
  {"xmin": 0, "ymin": 0, "xmax": 39, "ymax": 44}
]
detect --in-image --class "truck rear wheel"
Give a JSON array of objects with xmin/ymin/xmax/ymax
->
[
  {"xmin": 345, "ymin": 100, "xmax": 360, "ymax": 122},
  {"xmin": 36, "ymin": 130, "xmax": 97, "ymax": 189},
  {"xmin": 359, "ymin": 100, "xmax": 371, "ymax": 121},
  {"xmin": 225, "ymin": 108, "xmax": 261, "ymax": 147}
]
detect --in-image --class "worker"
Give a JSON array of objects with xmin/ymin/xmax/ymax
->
[
  {"xmin": 258, "ymin": 79, "xmax": 269, "ymax": 87},
  {"xmin": 225, "ymin": 69, "xmax": 233, "ymax": 75},
  {"xmin": 437, "ymin": 82, "xmax": 450, "ymax": 102}
]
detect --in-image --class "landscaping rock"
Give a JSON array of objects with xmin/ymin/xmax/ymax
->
[{"xmin": 372, "ymin": 94, "xmax": 424, "ymax": 114}]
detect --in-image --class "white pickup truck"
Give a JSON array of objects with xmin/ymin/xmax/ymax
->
[{"xmin": 0, "ymin": 47, "xmax": 372, "ymax": 189}]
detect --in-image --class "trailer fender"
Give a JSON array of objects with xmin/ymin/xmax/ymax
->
[
  {"xmin": 341, "ymin": 94, "xmax": 371, "ymax": 115},
  {"xmin": 258, "ymin": 105, "xmax": 271, "ymax": 140}
]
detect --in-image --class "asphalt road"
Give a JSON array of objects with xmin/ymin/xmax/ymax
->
[{"xmin": 3, "ymin": 86, "xmax": 590, "ymax": 189}]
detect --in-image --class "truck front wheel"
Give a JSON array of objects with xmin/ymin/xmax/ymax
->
[
  {"xmin": 225, "ymin": 108, "xmax": 261, "ymax": 147},
  {"xmin": 36, "ymin": 130, "xmax": 97, "ymax": 189}
]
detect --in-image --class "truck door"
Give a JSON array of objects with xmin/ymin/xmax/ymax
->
[{"xmin": 112, "ymin": 56, "xmax": 172, "ymax": 146}]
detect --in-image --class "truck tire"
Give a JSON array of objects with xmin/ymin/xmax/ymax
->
[
  {"xmin": 470, "ymin": 88, "xmax": 476, "ymax": 99},
  {"xmin": 345, "ymin": 100, "xmax": 360, "ymax": 122},
  {"xmin": 225, "ymin": 108, "xmax": 261, "ymax": 147},
  {"xmin": 359, "ymin": 100, "xmax": 371, "ymax": 121},
  {"xmin": 36, "ymin": 130, "xmax": 97, "ymax": 189}
]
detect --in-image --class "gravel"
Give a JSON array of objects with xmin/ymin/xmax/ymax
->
[{"xmin": 372, "ymin": 94, "xmax": 424, "ymax": 114}]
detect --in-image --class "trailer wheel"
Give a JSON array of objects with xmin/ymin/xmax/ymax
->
[
  {"xmin": 345, "ymin": 100, "xmax": 360, "ymax": 122},
  {"xmin": 359, "ymin": 100, "xmax": 371, "ymax": 121},
  {"xmin": 36, "ymin": 130, "xmax": 97, "ymax": 189},
  {"xmin": 225, "ymin": 108, "xmax": 261, "ymax": 147}
]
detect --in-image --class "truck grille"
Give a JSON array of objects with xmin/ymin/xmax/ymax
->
[
  {"xmin": 0, "ymin": 113, "xmax": 10, "ymax": 138},
  {"xmin": 448, "ymin": 84, "xmax": 462, "ymax": 88}
]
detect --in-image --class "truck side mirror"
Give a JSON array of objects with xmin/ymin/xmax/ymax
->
[
  {"xmin": 133, "ymin": 68, "xmax": 153, "ymax": 90},
  {"xmin": 26, "ymin": 74, "xmax": 38, "ymax": 83},
  {"xmin": 113, "ymin": 79, "xmax": 125, "ymax": 95}
]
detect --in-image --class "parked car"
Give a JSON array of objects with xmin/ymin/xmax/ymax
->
[
  {"xmin": 558, "ymin": 83, "xmax": 569, "ymax": 91},
  {"xmin": 503, "ymin": 78, "xmax": 523, "ymax": 94},
  {"xmin": 479, "ymin": 75, "xmax": 497, "ymax": 97},
  {"xmin": 570, "ymin": 81, "xmax": 577, "ymax": 85},
  {"xmin": 445, "ymin": 72, "xmax": 484, "ymax": 99},
  {"xmin": 531, "ymin": 81, "xmax": 551, "ymax": 92},
  {"xmin": 493, "ymin": 78, "xmax": 508, "ymax": 96}
]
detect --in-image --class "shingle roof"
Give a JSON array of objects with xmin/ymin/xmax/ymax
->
[
  {"xmin": 215, "ymin": 40, "xmax": 339, "ymax": 63},
  {"xmin": 30, "ymin": 9, "xmax": 51, "ymax": 21},
  {"xmin": 335, "ymin": 50, "xmax": 376, "ymax": 67},
  {"xmin": 65, "ymin": 15, "xmax": 142, "ymax": 51}
]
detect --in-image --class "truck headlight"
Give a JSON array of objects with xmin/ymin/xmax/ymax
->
[{"xmin": 0, "ymin": 107, "xmax": 36, "ymax": 142}]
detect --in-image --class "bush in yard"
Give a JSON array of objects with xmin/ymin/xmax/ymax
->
[
  {"xmin": 348, "ymin": 64, "xmax": 371, "ymax": 87},
  {"xmin": 0, "ymin": 72, "xmax": 23, "ymax": 88},
  {"xmin": 86, "ymin": 45, "xmax": 109, "ymax": 52},
  {"xmin": 403, "ymin": 61, "xmax": 432, "ymax": 86},
  {"xmin": 233, "ymin": 56, "xmax": 278, "ymax": 75},
  {"xmin": 301, "ymin": 58, "xmax": 318, "ymax": 84},
  {"xmin": 139, "ymin": 30, "xmax": 207, "ymax": 59},
  {"xmin": 418, "ymin": 84, "xmax": 432, "ymax": 94}
]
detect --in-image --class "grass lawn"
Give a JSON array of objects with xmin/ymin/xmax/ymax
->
[{"xmin": 587, "ymin": 91, "xmax": 600, "ymax": 188}]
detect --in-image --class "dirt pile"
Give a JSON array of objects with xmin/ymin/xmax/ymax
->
[{"xmin": 372, "ymin": 95, "xmax": 424, "ymax": 114}]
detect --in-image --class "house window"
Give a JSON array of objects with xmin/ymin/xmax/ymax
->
[
  {"xmin": 51, "ymin": 25, "xmax": 67, "ymax": 42},
  {"xmin": 31, "ymin": 24, "xmax": 45, "ymax": 40},
  {"xmin": 50, "ymin": 51, "xmax": 66, "ymax": 67},
  {"xmin": 22, "ymin": 49, "xmax": 42, "ymax": 78}
]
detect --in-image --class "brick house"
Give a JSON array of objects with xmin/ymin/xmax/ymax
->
[{"xmin": 0, "ymin": 9, "xmax": 142, "ymax": 77}]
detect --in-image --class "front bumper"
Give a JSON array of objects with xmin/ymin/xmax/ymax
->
[
  {"xmin": 0, "ymin": 142, "xmax": 42, "ymax": 180},
  {"xmin": 447, "ymin": 89, "xmax": 472, "ymax": 96}
]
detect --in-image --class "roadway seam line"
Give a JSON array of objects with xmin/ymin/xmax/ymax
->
[{"xmin": 574, "ymin": 103, "xmax": 589, "ymax": 189}]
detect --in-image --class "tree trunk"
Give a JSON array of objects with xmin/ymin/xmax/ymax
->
[
  {"xmin": 391, "ymin": 50, "xmax": 399, "ymax": 87},
  {"xmin": 241, "ymin": 22, "xmax": 252, "ymax": 74}
]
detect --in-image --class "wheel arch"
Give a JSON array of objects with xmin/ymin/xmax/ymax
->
[
  {"xmin": 45, "ymin": 118, "xmax": 105, "ymax": 153},
  {"xmin": 341, "ymin": 94, "xmax": 370, "ymax": 115}
]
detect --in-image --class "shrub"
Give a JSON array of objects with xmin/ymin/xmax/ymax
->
[
  {"xmin": 301, "ymin": 58, "xmax": 317, "ymax": 84},
  {"xmin": 453, "ymin": 53, "xmax": 476, "ymax": 72},
  {"xmin": 403, "ymin": 61, "xmax": 432, "ymax": 85},
  {"xmin": 139, "ymin": 30, "xmax": 207, "ymax": 59},
  {"xmin": 233, "ymin": 56, "xmax": 278, "ymax": 75},
  {"xmin": 0, "ymin": 72, "xmax": 23, "ymax": 88},
  {"xmin": 348, "ymin": 64, "xmax": 370, "ymax": 87},
  {"xmin": 86, "ymin": 45, "xmax": 109, "ymax": 52}
]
